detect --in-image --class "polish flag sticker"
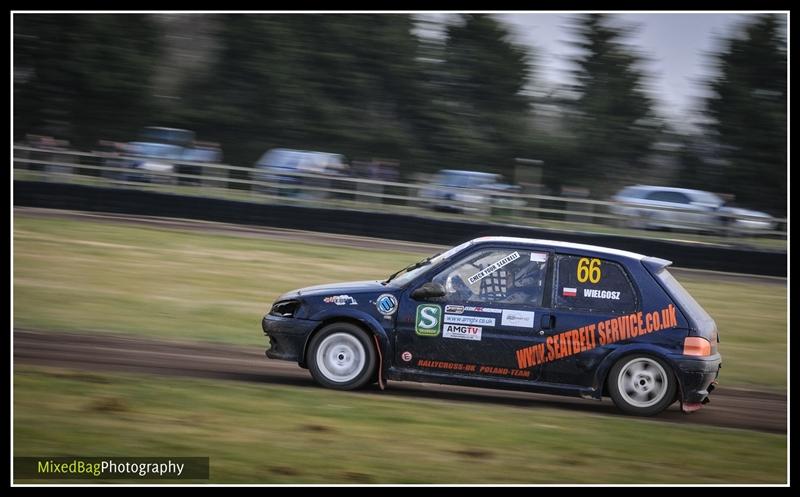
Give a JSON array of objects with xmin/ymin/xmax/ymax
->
[{"xmin": 562, "ymin": 287, "xmax": 577, "ymax": 297}]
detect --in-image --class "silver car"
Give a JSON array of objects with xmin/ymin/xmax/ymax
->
[
  {"xmin": 610, "ymin": 185, "xmax": 777, "ymax": 235},
  {"xmin": 418, "ymin": 169, "xmax": 521, "ymax": 214},
  {"xmin": 253, "ymin": 148, "xmax": 349, "ymax": 197}
]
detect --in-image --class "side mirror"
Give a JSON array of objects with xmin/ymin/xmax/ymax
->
[{"xmin": 411, "ymin": 282, "xmax": 446, "ymax": 300}]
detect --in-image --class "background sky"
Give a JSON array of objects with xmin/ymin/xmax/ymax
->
[
  {"xmin": 498, "ymin": 13, "xmax": 755, "ymax": 120},
  {"xmin": 420, "ymin": 13, "xmax": 779, "ymax": 122}
]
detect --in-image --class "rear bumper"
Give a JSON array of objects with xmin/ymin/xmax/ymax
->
[
  {"xmin": 262, "ymin": 314, "xmax": 320, "ymax": 363},
  {"xmin": 674, "ymin": 354, "xmax": 721, "ymax": 404}
]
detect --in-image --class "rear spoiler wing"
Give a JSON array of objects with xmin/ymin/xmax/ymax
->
[{"xmin": 642, "ymin": 256, "xmax": 673, "ymax": 274}]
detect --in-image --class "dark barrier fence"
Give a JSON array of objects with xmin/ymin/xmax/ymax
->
[{"xmin": 14, "ymin": 181, "xmax": 786, "ymax": 277}]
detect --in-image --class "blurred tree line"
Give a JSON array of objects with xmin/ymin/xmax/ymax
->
[
  {"xmin": 13, "ymin": 13, "xmax": 787, "ymax": 215},
  {"xmin": 14, "ymin": 15, "xmax": 162, "ymax": 145}
]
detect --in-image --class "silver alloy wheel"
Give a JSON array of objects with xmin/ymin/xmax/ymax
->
[
  {"xmin": 617, "ymin": 357, "xmax": 668, "ymax": 408},
  {"xmin": 315, "ymin": 332, "xmax": 366, "ymax": 383}
]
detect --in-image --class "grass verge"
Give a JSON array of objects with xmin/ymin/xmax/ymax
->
[{"xmin": 14, "ymin": 367, "xmax": 786, "ymax": 484}]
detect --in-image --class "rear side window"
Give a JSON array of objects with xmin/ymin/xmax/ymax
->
[
  {"xmin": 554, "ymin": 255, "xmax": 638, "ymax": 314},
  {"xmin": 646, "ymin": 191, "xmax": 690, "ymax": 204},
  {"xmin": 618, "ymin": 187, "xmax": 647, "ymax": 199},
  {"xmin": 655, "ymin": 269, "xmax": 716, "ymax": 334}
]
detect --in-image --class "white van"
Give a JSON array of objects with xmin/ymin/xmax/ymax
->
[{"xmin": 253, "ymin": 148, "xmax": 349, "ymax": 196}]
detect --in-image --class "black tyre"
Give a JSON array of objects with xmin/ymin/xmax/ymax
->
[
  {"xmin": 608, "ymin": 355, "xmax": 677, "ymax": 416},
  {"xmin": 307, "ymin": 323, "xmax": 376, "ymax": 390}
]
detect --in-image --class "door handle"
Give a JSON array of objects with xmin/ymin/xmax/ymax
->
[{"xmin": 540, "ymin": 313, "xmax": 556, "ymax": 331}]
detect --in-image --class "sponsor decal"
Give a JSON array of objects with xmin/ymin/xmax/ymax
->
[
  {"xmin": 415, "ymin": 304, "xmax": 442, "ymax": 336},
  {"xmin": 562, "ymin": 287, "xmax": 577, "ymax": 297},
  {"xmin": 501, "ymin": 309, "xmax": 535, "ymax": 328},
  {"xmin": 415, "ymin": 359, "xmax": 530, "ymax": 378},
  {"xmin": 478, "ymin": 365, "xmax": 531, "ymax": 378},
  {"xmin": 376, "ymin": 294, "xmax": 398, "ymax": 315},
  {"xmin": 401, "ymin": 351, "xmax": 413, "ymax": 362},
  {"xmin": 467, "ymin": 251, "xmax": 520, "ymax": 284},
  {"xmin": 583, "ymin": 289, "xmax": 621, "ymax": 300},
  {"xmin": 530, "ymin": 252, "xmax": 548, "ymax": 263},
  {"xmin": 514, "ymin": 304, "xmax": 679, "ymax": 369},
  {"xmin": 443, "ymin": 324, "xmax": 482, "ymax": 341},
  {"xmin": 416, "ymin": 359, "xmax": 476, "ymax": 372},
  {"xmin": 463, "ymin": 306, "xmax": 502, "ymax": 314},
  {"xmin": 443, "ymin": 314, "xmax": 495, "ymax": 326},
  {"xmin": 323, "ymin": 294, "xmax": 358, "ymax": 306},
  {"xmin": 445, "ymin": 305, "xmax": 464, "ymax": 314}
]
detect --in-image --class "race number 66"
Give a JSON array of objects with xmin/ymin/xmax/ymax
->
[{"xmin": 577, "ymin": 258, "xmax": 601, "ymax": 283}]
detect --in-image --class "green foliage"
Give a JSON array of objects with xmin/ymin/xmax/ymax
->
[
  {"xmin": 703, "ymin": 15, "xmax": 787, "ymax": 215},
  {"xmin": 12, "ymin": 13, "xmax": 787, "ymax": 210},
  {"xmin": 436, "ymin": 15, "xmax": 534, "ymax": 172},
  {"xmin": 172, "ymin": 14, "xmax": 535, "ymax": 173},
  {"xmin": 14, "ymin": 14, "xmax": 162, "ymax": 147},
  {"xmin": 553, "ymin": 14, "xmax": 661, "ymax": 196},
  {"xmin": 175, "ymin": 15, "xmax": 431, "ymax": 169}
]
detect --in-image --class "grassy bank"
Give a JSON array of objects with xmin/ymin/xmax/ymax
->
[{"xmin": 13, "ymin": 213, "xmax": 787, "ymax": 389}]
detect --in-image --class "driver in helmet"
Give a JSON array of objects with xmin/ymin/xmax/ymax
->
[{"xmin": 502, "ymin": 258, "xmax": 544, "ymax": 304}]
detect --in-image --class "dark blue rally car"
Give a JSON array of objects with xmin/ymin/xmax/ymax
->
[{"xmin": 262, "ymin": 237, "xmax": 721, "ymax": 416}]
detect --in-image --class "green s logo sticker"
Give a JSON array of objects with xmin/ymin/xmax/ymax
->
[{"xmin": 415, "ymin": 304, "xmax": 442, "ymax": 336}]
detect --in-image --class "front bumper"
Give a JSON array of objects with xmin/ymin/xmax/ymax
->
[
  {"xmin": 674, "ymin": 353, "xmax": 722, "ymax": 404},
  {"xmin": 262, "ymin": 314, "xmax": 321, "ymax": 363}
]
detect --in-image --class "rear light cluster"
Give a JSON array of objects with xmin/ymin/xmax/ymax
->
[
  {"xmin": 683, "ymin": 337, "xmax": 712, "ymax": 356},
  {"xmin": 270, "ymin": 300, "xmax": 300, "ymax": 317}
]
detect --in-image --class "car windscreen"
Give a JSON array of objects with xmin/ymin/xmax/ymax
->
[
  {"xmin": 389, "ymin": 240, "xmax": 474, "ymax": 287},
  {"xmin": 440, "ymin": 172, "xmax": 495, "ymax": 188},
  {"xmin": 654, "ymin": 268, "xmax": 716, "ymax": 334},
  {"xmin": 440, "ymin": 173, "xmax": 470, "ymax": 187},
  {"xmin": 128, "ymin": 143, "xmax": 183, "ymax": 159},
  {"xmin": 467, "ymin": 175, "xmax": 497, "ymax": 187},
  {"xmin": 139, "ymin": 128, "xmax": 194, "ymax": 147},
  {"xmin": 183, "ymin": 148, "xmax": 221, "ymax": 162},
  {"xmin": 616, "ymin": 187, "xmax": 649, "ymax": 199}
]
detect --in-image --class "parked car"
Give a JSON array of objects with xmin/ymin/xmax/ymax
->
[
  {"xmin": 262, "ymin": 236, "xmax": 721, "ymax": 416},
  {"xmin": 418, "ymin": 169, "xmax": 521, "ymax": 214},
  {"xmin": 116, "ymin": 128, "xmax": 220, "ymax": 185},
  {"xmin": 121, "ymin": 142, "xmax": 185, "ymax": 183},
  {"xmin": 178, "ymin": 141, "xmax": 224, "ymax": 186},
  {"xmin": 610, "ymin": 185, "xmax": 777, "ymax": 235},
  {"xmin": 716, "ymin": 204, "xmax": 780, "ymax": 234},
  {"xmin": 253, "ymin": 148, "xmax": 349, "ymax": 197}
]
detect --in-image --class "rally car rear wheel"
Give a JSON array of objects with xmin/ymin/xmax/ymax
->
[
  {"xmin": 308, "ymin": 323, "xmax": 376, "ymax": 390},
  {"xmin": 608, "ymin": 355, "xmax": 676, "ymax": 416}
]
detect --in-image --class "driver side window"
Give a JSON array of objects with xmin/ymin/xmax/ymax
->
[{"xmin": 431, "ymin": 248, "xmax": 548, "ymax": 306}]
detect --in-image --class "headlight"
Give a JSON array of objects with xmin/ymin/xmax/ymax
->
[{"xmin": 270, "ymin": 300, "xmax": 301, "ymax": 317}]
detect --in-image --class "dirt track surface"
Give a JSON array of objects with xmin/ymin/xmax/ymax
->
[{"xmin": 14, "ymin": 329, "xmax": 786, "ymax": 434}]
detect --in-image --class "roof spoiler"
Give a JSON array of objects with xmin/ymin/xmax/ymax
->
[{"xmin": 642, "ymin": 256, "xmax": 673, "ymax": 274}]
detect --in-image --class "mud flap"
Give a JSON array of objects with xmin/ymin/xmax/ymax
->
[
  {"xmin": 373, "ymin": 335, "xmax": 385, "ymax": 390},
  {"xmin": 681, "ymin": 402, "xmax": 703, "ymax": 413},
  {"xmin": 681, "ymin": 380, "xmax": 717, "ymax": 412}
]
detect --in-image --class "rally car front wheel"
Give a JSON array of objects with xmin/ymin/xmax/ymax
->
[
  {"xmin": 608, "ymin": 355, "xmax": 677, "ymax": 416},
  {"xmin": 307, "ymin": 323, "xmax": 377, "ymax": 390}
]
